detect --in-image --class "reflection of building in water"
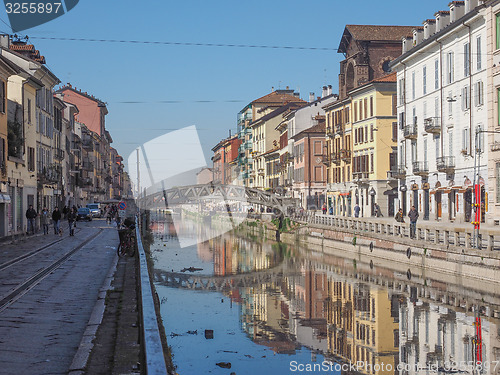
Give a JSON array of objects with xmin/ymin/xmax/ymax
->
[
  {"xmin": 210, "ymin": 234, "xmax": 281, "ymax": 276},
  {"xmin": 327, "ymin": 278, "xmax": 399, "ymax": 375},
  {"xmin": 399, "ymin": 294, "xmax": 500, "ymax": 375},
  {"xmin": 284, "ymin": 265, "xmax": 399, "ymax": 374},
  {"xmin": 239, "ymin": 283, "xmax": 298, "ymax": 354}
]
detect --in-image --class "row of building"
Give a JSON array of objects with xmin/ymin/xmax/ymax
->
[
  {"xmin": 0, "ymin": 35, "xmax": 131, "ymax": 238},
  {"xmin": 210, "ymin": 0, "xmax": 500, "ymax": 226}
]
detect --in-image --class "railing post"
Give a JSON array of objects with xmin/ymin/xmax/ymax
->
[
  {"xmin": 444, "ymin": 231, "xmax": 449, "ymax": 246},
  {"xmin": 465, "ymin": 232, "xmax": 471, "ymax": 249},
  {"xmin": 435, "ymin": 229, "xmax": 439, "ymax": 244},
  {"xmin": 488, "ymin": 234, "xmax": 494, "ymax": 251},
  {"xmin": 454, "ymin": 231, "xmax": 460, "ymax": 247}
]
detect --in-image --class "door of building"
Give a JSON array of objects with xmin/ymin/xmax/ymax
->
[
  {"xmin": 423, "ymin": 190, "xmax": 429, "ymax": 220},
  {"xmin": 448, "ymin": 190, "xmax": 456, "ymax": 221},
  {"xmin": 464, "ymin": 189, "xmax": 472, "ymax": 222}
]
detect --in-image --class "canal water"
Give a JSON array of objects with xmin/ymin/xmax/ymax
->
[{"xmin": 150, "ymin": 220, "xmax": 500, "ymax": 375}]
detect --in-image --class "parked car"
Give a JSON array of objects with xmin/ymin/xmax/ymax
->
[
  {"xmin": 77, "ymin": 207, "xmax": 93, "ymax": 221},
  {"xmin": 86, "ymin": 203, "xmax": 101, "ymax": 218}
]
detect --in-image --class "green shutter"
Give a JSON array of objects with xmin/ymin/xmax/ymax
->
[{"xmin": 497, "ymin": 14, "xmax": 500, "ymax": 50}]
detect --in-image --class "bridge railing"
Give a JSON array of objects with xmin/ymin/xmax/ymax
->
[
  {"xmin": 135, "ymin": 218, "xmax": 169, "ymax": 374},
  {"xmin": 293, "ymin": 213, "xmax": 500, "ymax": 251}
]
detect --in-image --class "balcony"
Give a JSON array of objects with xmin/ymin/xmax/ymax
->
[
  {"xmin": 403, "ymin": 124, "xmax": 418, "ymax": 139},
  {"xmin": 491, "ymin": 141, "xmax": 500, "ymax": 152},
  {"xmin": 340, "ymin": 149, "xmax": 351, "ymax": 162},
  {"xmin": 436, "ymin": 156, "xmax": 455, "ymax": 173},
  {"xmin": 326, "ymin": 127, "xmax": 334, "ymax": 138},
  {"xmin": 82, "ymin": 140, "xmax": 94, "ymax": 151},
  {"xmin": 54, "ymin": 149, "xmax": 65, "ymax": 161},
  {"xmin": 424, "ymin": 117, "xmax": 441, "ymax": 134},
  {"xmin": 353, "ymin": 172, "xmax": 369, "ymax": 180},
  {"xmin": 38, "ymin": 165, "xmax": 61, "ymax": 184},
  {"xmin": 387, "ymin": 165, "xmax": 406, "ymax": 179},
  {"xmin": 412, "ymin": 161, "xmax": 429, "ymax": 176}
]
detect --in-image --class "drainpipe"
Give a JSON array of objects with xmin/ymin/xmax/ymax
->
[{"xmin": 463, "ymin": 20, "xmax": 473, "ymax": 156}]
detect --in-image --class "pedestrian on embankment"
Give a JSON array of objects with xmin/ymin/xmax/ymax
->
[
  {"xmin": 26, "ymin": 205, "xmax": 37, "ymax": 235},
  {"xmin": 354, "ymin": 203, "xmax": 360, "ymax": 218},
  {"xmin": 68, "ymin": 208, "xmax": 76, "ymax": 236},
  {"xmin": 41, "ymin": 207, "xmax": 50, "ymax": 235},
  {"xmin": 52, "ymin": 207, "xmax": 62, "ymax": 235},
  {"xmin": 408, "ymin": 206, "xmax": 419, "ymax": 239}
]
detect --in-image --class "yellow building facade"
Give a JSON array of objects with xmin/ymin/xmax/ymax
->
[{"xmin": 350, "ymin": 73, "xmax": 398, "ymax": 217}]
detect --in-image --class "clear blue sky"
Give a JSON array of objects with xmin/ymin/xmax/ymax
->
[{"xmin": 0, "ymin": 0, "xmax": 448, "ymax": 166}]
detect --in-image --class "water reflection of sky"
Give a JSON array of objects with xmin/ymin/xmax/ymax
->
[{"xmin": 159, "ymin": 287, "xmax": 329, "ymax": 375}]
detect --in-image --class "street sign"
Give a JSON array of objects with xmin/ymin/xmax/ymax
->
[{"xmin": 118, "ymin": 201, "xmax": 127, "ymax": 210}]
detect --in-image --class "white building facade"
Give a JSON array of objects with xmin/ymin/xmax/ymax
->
[{"xmin": 391, "ymin": 0, "xmax": 489, "ymax": 224}]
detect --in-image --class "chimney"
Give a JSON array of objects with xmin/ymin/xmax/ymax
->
[
  {"xmin": 423, "ymin": 19, "xmax": 436, "ymax": 39},
  {"xmin": 412, "ymin": 28, "xmax": 424, "ymax": 47},
  {"xmin": 322, "ymin": 86, "xmax": 328, "ymax": 98},
  {"xmin": 0, "ymin": 35, "xmax": 10, "ymax": 49},
  {"xmin": 449, "ymin": 1, "xmax": 465, "ymax": 23},
  {"xmin": 327, "ymin": 85, "xmax": 332, "ymax": 96},
  {"xmin": 402, "ymin": 36, "xmax": 412, "ymax": 53},
  {"xmin": 229, "ymin": 129, "xmax": 231, "ymax": 137},
  {"xmin": 465, "ymin": 0, "xmax": 478, "ymax": 12},
  {"xmin": 309, "ymin": 92, "xmax": 315, "ymax": 102},
  {"xmin": 435, "ymin": 11, "xmax": 450, "ymax": 33}
]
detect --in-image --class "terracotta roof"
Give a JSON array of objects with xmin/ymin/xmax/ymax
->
[
  {"xmin": 250, "ymin": 102, "xmax": 306, "ymax": 126},
  {"xmin": 372, "ymin": 71, "xmax": 397, "ymax": 83},
  {"xmin": 57, "ymin": 84, "xmax": 106, "ymax": 106},
  {"xmin": 344, "ymin": 25, "xmax": 416, "ymax": 42},
  {"xmin": 9, "ymin": 43, "xmax": 46, "ymax": 64},
  {"xmin": 292, "ymin": 122, "xmax": 326, "ymax": 140},
  {"xmin": 251, "ymin": 90, "xmax": 305, "ymax": 105},
  {"xmin": 435, "ymin": 10, "xmax": 450, "ymax": 15},
  {"xmin": 449, "ymin": 1, "xmax": 465, "ymax": 5}
]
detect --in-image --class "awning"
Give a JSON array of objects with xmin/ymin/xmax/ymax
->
[{"xmin": 339, "ymin": 192, "xmax": 351, "ymax": 196}]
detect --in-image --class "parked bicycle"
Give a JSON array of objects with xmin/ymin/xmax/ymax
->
[{"xmin": 117, "ymin": 219, "xmax": 136, "ymax": 257}]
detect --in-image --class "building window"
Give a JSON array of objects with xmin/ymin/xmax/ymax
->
[
  {"xmin": 434, "ymin": 59, "xmax": 439, "ymax": 90},
  {"xmin": 27, "ymin": 147, "xmax": 35, "ymax": 171},
  {"xmin": 370, "ymin": 96, "xmax": 373, "ymax": 117},
  {"xmin": 464, "ymin": 43, "xmax": 470, "ymax": 77},
  {"xmin": 392, "ymin": 122, "xmax": 398, "ymax": 141},
  {"xmin": 462, "ymin": 86, "xmax": 470, "ymax": 111},
  {"xmin": 448, "ymin": 91, "xmax": 453, "ymax": 116},
  {"xmin": 370, "ymin": 153, "xmax": 374, "ymax": 173},
  {"xmin": 424, "ymin": 138, "xmax": 428, "ymax": 162},
  {"xmin": 370, "ymin": 124, "xmax": 374, "ymax": 142},
  {"xmin": 497, "ymin": 163, "xmax": 500, "ymax": 203},
  {"xmin": 364, "ymin": 125, "xmax": 368, "ymax": 142},
  {"xmin": 475, "ymin": 81, "xmax": 484, "ymax": 106},
  {"xmin": 412, "ymin": 71, "xmax": 416, "ymax": 100},
  {"xmin": 360, "ymin": 100, "xmax": 363, "ymax": 120},
  {"xmin": 27, "ymin": 98, "xmax": 31, "ymax": 123},
  {"xmin": 449, "ymin": 130, "xmax": 453, "ymax": 156},
  {"xmin": 463, "ymin": 128, "xmax": 470, "ymax": 155},
  {"xmin": 435, "ymin": 134, "xmax": 440, "ymax": 158},
  {"xmin": 423, "ymin": 66, "xmax": 427, "ymax": 95},
  {"xmin": 364, "ymin": 98, "xmax": 368, "ymax": 119},
  {"xmin": 399, "ymin": 79, "xmax": 405, "ymax": 105},
  {"xmin": 447, "ymin": 52, "xmax": 454, "ymax": 84},
  {"xmin": 477, "ymin": 36, "xmax": 482, "ymax": 71},
  {"xmin": 497, "ymin": 13, "xmax": 500, "ymax": 50},
  {"xmin": 354, "ymin": 102, "xmax": 358, "ymax": 122},
  {"xmin": 0, "ymin": 81, "xmax": 4, "ymax": 113}
]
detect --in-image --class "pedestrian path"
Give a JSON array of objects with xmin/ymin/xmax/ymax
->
[{"xmin": 0, "ymin": 220, "xmax": 120, "ymax": 375}]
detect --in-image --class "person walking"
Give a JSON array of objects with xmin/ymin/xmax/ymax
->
[
  {"xmin": 374, "ymin": 203, "xmax": 383, "ymax": 217},
  {"xmin": 40, "ymin": 207, "xmax": 50, "ymax": 235},
  {"xmin": 354, "ymin": 203, "xmax": 360, "ymax": 218},
  {"xmin": 322, "ymin": 203, "xmax": 327, "ymax": 215},
  {"xmin": 408, "ymin": 206, "xmax": 419, "ymax": 239},
  {"xmin": 25, "ymin": 205, "xmax": 37, "ymax": 235},
  {"xmin": 52, "ymin": 207, "xmax": 62, "ymax": 235},
  {"xmin": 67, "ymin": 207, "xmax": 76, "ymax": 236}
]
